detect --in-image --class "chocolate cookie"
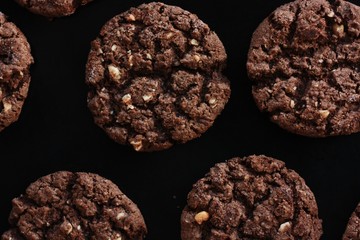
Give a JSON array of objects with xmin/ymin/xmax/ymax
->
[
  {"xmin": 14, "ymin": 0, "xmax": 93, "ymax": 18},
  {"xmin": 0, "ymin": 13, "xmax": 33, "ymax": 132},
  {"xmin": 181, "ymin": 155, "xmax": 322, "ymax": 239},
  {"xmin": 86, "ymin": 2, "xmax": 230, "ymax": 152},
  {"xmin": 247, "ymin": 0, "xmax": 360, "ymax": 137},
  {"xmin": 343, "ymin": 202, "xmax": 360, "ymax": 240},
  {"xmin": 1, "ymin": 171, "xmax": 147, "ymax": 240}
]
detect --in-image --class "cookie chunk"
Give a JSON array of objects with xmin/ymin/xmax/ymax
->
[
  {"xmin": 0, "ymin": 13, "xmax": 33, "ymax": 132},
  {"xmin": 343, "ymin": 203, "xmax": 360, "ymax": 240},
  {"xmin": 247, "ymin": 0, "xmax": 360, "ymax": 137},
  {"xmin": 1, "ymin": 171, "xmax": 147, "ymax": 240},
  {"xmin": 14, "ymin": 0, "xmax": 93, "ymax": 18},
  {"xmin": 181, "ymin": 155, "xmax": 322, "ymax": 239},
  {"xmin": 86, "ymin": 2, "xmax": 230, "ymax": 152}
]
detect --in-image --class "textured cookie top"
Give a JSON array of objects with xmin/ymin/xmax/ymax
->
[
  {"xmin": 343, "ymin": 203, "xmax": 360, "ymax": 240},
  {"xmin": 181, "ymin": 155, "xmax": 322, "ymax": 240},
  {"xmin": 1, "ymin": 171, "xmax": 147, "ymax": 240},
  {"xmin": 247, "ymin": 0, "xmax": 360, "ymax": 137},
  {"xmin": 86, "ymin": 2, "xmax": 230, "ymax": 152},
  {"xmin": 0, "ymin": 13, "xmax": 33, "ymax": 132},
  {"xmin": 14, "ymin": 0, "xmax": 93, "ymax": 18}
]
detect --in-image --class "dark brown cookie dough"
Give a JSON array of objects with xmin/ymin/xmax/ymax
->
[
  {"xmin": 1, "ymin": 171, "xmax": 147, "ymax": 240},
  {"xmin": 343, "ymin": 202, "xmax": 360, "ymax": 240},
  {"xmin": 247, "ymin": 0, "xmax": 360, "ymax": 137},
  {"xmin": 0, "ymin": 13, "xmax": 33, "ymax": 132},
  {"xmin": 86, "ymin": 2, "xmax": 230, "ymax": 152},
  {"xmin": 181, "ymin": 155, "xmax": 322, "ymax": 240},
  {"xmin": 13, "ymin": 0, "xmax": 93, "ymax": 18}
]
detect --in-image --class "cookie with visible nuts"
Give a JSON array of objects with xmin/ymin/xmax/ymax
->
[
  {"xmin": 13, "ymin": 0, "xmax": 94, "ymax": 18},
  {"xmin": 86, "ymin": 2, "xmax": 230, "ymax": 152},
  {"xmin": 1, "ymin": 171, "xmax": 147, "ymax": 240},
  {"xmin": 181, "ymin": 155, "xmax": 322, "ymax": 239},
  {"xmin": 343, "ymin": 202, "xmax": 360, "ymax": 240},
  {"xmin": 247, "ymin": 0, "xmax": 360, "ymax": 137},
  {"xmin": 0, "ymin": 12, "xmax": 33, "ymax": 132}
]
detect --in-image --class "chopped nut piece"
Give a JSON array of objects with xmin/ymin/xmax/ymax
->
[
  {"xmin": 122, "ymin": 94, "xmax": 132, "ymax": 104},
  {"xmin": 194, "ymin": 55, "xmax": 201, "ymax": 62},
  {"xmin": 98, "ymin": 48, "xmax": 103, "ymax": 54},
  {"xmin": 194, "ymin": 211, "xmax": 210, "ymax": 224},
  {"xmin": 116, "ymin": 237, "xmax": 122, "ymax": 240},
  {"xmin": 130, "ymin": 139, "xmax": 142, "ymax": 151},
  {"xmin": 111, "ymin": 45, "xmax": 117, "ymax": 51},
  {"xmin": 279, "ymin": 222, "xmax": 291, "ymax": 233},
  {"xmin": 61, "ymin": 221, "xmax": 73, "ymax": 235},
  {"xmin": 165, "ymin": 32, "xmax": 174, "ymax": 39},
  {"xmin": 142, "ymin": 95, "xmax": 152, "ymax": 102},
  {"xmin": 319, "ymin": 109, "xmax": 330, "ymax": 118},
  {"xmin": 333, "ymin": 23, "xmax": 345, "ymax": 36},
  {"xmin": 293, "ymin": 86, "xmax": 297, "ymax": 91},
  {"xmin": 128, "ymin": 55, "xmax": 134, "ymax": 67},
  {"xmin": 126, "ymin": 14, "xmax": 136, "ymax": 21},
  {"xmin": 208, "ymin": 98, "xmax": 216, "ymax": 105},
  {"xmin": 77, "ymin": 225, "xmax": 81, "ymax": 230},
  {"xmin": 19, "ymin": 71, "xmax": 24, "ymax": 77},
  {"xmin": 290, "ymin": 100, "xmax": 295, "ymax": 108},
  {"xmin": 3, "ymin": 102, "xmax": 11, "ymax": 112},
  {"xmin": 127, "ymin": 104, "xmax": 135, "ymax": 110},
  {"xmin": 116, "ymin": 30, "xmax": 121, "ymax": 37},
  {"xmin": 108, "ymin": 65, "xmax": 121, "ymax": 81},
  {"xmin": 190, "ymin": 39, "xmax": 199, "ymax": 46},
  {"xmin": 116, "ymin": 212, "xmax": 127, "ymax": 220},
  {"xmin": 318, "ymin": 59, "xmax": 323, "ymax": 63},
  {"xmin": 327, "ymin": 11, "xmax": 335, "ymax": 18},
  {"xmin": 146, "ymin": 53, "xmax": 152, "ymax": 60}
]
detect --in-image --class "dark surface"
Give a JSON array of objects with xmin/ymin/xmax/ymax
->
[{"xmin": 0, "ymin": 0, "xmax": 358, "ymax": 239}]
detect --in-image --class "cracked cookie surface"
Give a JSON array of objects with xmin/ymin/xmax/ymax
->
[
  {"xmin": 181, "ymin": 155, "xmax": 322, "ymax": 240},
  {"xmin": 343, "ymin": 202, "xmax": 360, "ymax": 240},
  {"xmin": 0, "ymin": 13, "xmax": 33, "ymax": 132},
  {"xmin": 247, "ymin": 0, "xmax": 360, "ymax": 137},
  {"xmin": 14, "ymin": 0, "xmax": 93, "ymax": 18},
  {"xmin": 86, "ymin": 2, "xmax": 230, "ymax": 152},
  {"xmin": 1, "ymin": 171, "xmax": 147, "ymax": 240}
]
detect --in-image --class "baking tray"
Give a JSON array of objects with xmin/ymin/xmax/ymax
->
[{"xmin": 0, "ymin": 0, "xmax": 359, "ymax": 239}]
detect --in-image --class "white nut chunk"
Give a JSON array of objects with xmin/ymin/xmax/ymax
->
[
  {"xmin": 108, "ymin": 65, "xmax": 121, "ymax": 81},
  {"xmin": 142, "ymin": 95, "xmax": 153, "ymax": 102},
  {"xmin": 194, "ymin": 211, "xmax": 210, "ymax": 224},
  {"xmin": 333, "ymin": 23, "xmax": 345, "ymax": 36},
  {"xmin": 319, "ymin": 109, "xmax": 330, "ymax": 118},
  {"xmin": 130, "ymin": 139, "xmax": 143, "ymax": 151},
  {"xmin": 278, "ymin": 222, "xmax": 291, "ymax": 233},
  {"xmin": 3, "ymin": 102, "xmax": 12, "ymax": 113},
  {"xmin": 190, "ymin": 39, "xmax": 199, "ymax": 46},
  {"xmin": 60, "ymin": 221, "xmax": 73, "ymax": 235},
  {"xmin": 122, "ymin": 94, "xmax": 132, "ymax": 104},
  {"xmin": 126, "ymin": 14, "xmax": 136, "ymax": 21},
  {"xmin": 290, "ymin": 100, "xmax": 295, "ymax": 108}
]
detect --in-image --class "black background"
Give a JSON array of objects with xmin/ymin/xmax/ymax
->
[{"xmin": 0, "ymin": 0, "xmax": 359, "ymax": 239}]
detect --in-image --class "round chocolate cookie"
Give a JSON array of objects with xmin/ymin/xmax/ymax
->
[
  {"xmin": 1, "ymin": 171, "xmax": 147, "ymax": 240},
  {"xmin": 247, "ymin": 0, "xmax": 360, "ymax": 137},
  {"xmin": 13, "ymin": 0, "xmax": 93, "ymax": 18},
  {"xmin": 86, "ymin": 2, "xmax": 230, "ymax": 152},
  {"xmin": 0, "ymin": 13, "xmax": 33, "ymax": 132},
  {"xmin": 343, "ymin": 202, "xmax": 360, "ymax": 240},
  {"xmin": 181, "ymin": 155, "xmax": 322, "ymax": 239}
]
